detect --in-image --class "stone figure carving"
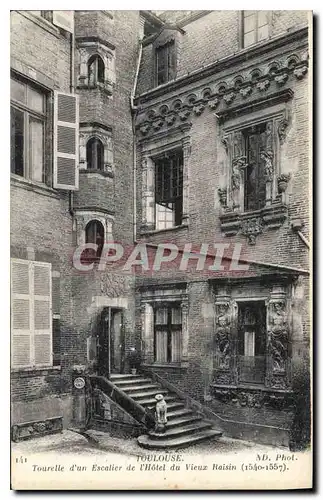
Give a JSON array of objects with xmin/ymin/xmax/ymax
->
[
  {"xmin": 215, "ymin": 302, "xmax": 231, "ymax": 369},
  {"xmin": 269, "ymin": 300, "xmax": 288, "ymax": 372},
  {"xmin": 260, "ymin": 150, "xmax": 274, "ymax": 181}
]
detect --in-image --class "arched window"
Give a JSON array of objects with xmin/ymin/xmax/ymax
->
[
  {"xmin": 86, "ymin": 137, "xmax": 104, "ymax": 171},
  {"xmin": 85, "ymin": 220, "xmax": 105, "ymax": 260},
  {"xmin": 88, "ymin": 55, "xmax": 105, "ymax": 85}
]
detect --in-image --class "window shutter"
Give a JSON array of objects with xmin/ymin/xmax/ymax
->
[
  {"xmin": 52, "ymin": 11, "xmax": 74, "ymax": 33},
  {"xmin": 33, "ymin": 263, "xmax": 52, "ymax": 366},
  {"xmin": 11, "ymin": 260, "xmax": 31, "ymax": 368},
  {"xmin": 53, "ymin": 91, "xmax": 79, "ymax": 190}
]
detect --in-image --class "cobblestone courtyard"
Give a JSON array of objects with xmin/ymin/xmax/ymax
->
[{"xmin": 12, "ymin": 430, "xmax": 282, "ymax": 459}]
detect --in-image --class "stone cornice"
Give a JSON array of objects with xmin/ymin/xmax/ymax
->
[
  {"xmin": 135, "ymin": 26, "xmax": 308, "ymax": 104},
  {"xmin": 75, "ymin": 36, "xmax": 116, "ymax": 52},
  {"xmin": 136, "ymin": 46, "xmax": 308, "ymax": 138}
]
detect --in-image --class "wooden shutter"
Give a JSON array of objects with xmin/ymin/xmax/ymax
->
[
  {"xmin": 33, "ymin": 262, "xmax": 52, "ymax": 366},
  {"xmin": 53, "ymin": 91, "xmax": 79, "ymax": 190},
  {"xmin": 11, "ymin": 260, "xmax": 31, "ymax": 368},
  {"xmin": 52, "ymin": 11, "xmax": 74, "ymax": 33}
]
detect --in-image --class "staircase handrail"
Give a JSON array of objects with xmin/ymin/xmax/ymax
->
[{"xmin": 89, "ymin": 375, "xmax": 155, "ymax": 429}]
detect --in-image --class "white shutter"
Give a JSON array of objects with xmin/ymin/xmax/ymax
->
[
  {"xmin": 11, "ymin": 260, "xmax": 32, "ymax": 368},
  {"xmin": 52, "ymin": 11, "xmax": 74, "ymax": 33},
  {"xmin": 53, "ymin": 91, "xmax": 79, "ymax": 190},
  {"xmin": 33, "ymin": 262, "xmax": 52, "ymax": 366}
]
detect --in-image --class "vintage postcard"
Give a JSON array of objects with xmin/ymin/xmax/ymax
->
[{"xmin": 10, "ymin": 9, "xmax": 312, "ymax": 490}]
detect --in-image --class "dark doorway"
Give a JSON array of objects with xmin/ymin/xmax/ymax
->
[
  {"xmin": 97, "ymin": 307, "xmax": 125, "ymax": 377},
  {"xmin": 238, "ymin": 301, "xmax": 266, "ymax": 384}
]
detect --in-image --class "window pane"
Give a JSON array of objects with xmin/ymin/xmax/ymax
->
[
  {"xmin": 171, "ymin": 307, "xmax": 182, "ymax": 325},
  {"xmin": 257, "ymin": 10, "xmax": 268, "ymax": 27},
  {"xmin": 29, "ymin": 118, "xmax": 44, "ymax": 182},
  {"xmin": 27, "ymin": 87, "xmax": 44, "ymax": 113},
  {"xmin": 244, "ymin": 30, "xmax": 256, "ymax": 47},
  {"xmin": 171, "ymin": 330, "xmax": 181, "ymax": 362},
  {"xmin": 155, "ymin": 330, "xmax": 168, "ymax": 362},
  {"xmin": 155, "ymin": 308, "xmax": 168, "ymax": 325},
  {"xmin": 244, "ymin": 331, "xmax": 255, "ymax": 357},
  {"xmin": 11, "ymin": 78, "xmax": 26, "ymax": 104},
  {"xmin": 258, "ymin": 24, "xmax": 269, "ymax": 42},
  {"xmin": 11, "ymin": 106, "xmax": 24, "ymax": 176},
  {"xmin": 244, "ymin": 13, "xmax": 256, "ymax": 34}
]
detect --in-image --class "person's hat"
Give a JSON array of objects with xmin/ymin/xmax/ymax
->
[{"xmin": 155, "ymin": 394, "xmax": 164, "ymax": 401}]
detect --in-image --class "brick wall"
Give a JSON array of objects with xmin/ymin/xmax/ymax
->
[{"xmin": 10, "ymin": 10, "xmax": 140, "ymax": 427}]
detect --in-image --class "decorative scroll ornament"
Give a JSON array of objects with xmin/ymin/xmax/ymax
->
[
  {"xmin": 193, "ymin": 102, "xmax": 205, "ymax": 116},
  {"xmin": 240, "ymin": 85, "xmax": 253, "ymax": 98},
  {"xmin": 257, "ymin": 79, "xmax": 270, "ymax": 92},
  {"xmin": 178, "ymin": 108, "xmax": 191, "ymax": 121},
  {"xmin": 275, "ymin": 72, "xmax": 289, "ymax": 86},
  {"xmin": 241, "ymin": 217, "xmax": 263, "ymax": 245},
  {"xmin": 223, "ymin": 92, "xmax": 236, "ymax": 105},
  {"xmin": 294, "ymin": 65, "xmax": 308, "ymax": 79},
  {"xmin": 209, "ymin": 97, "xmax": 220, "ymax": 109}
]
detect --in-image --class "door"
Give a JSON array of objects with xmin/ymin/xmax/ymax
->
[
  {"xmin": 97, "ymin": 307, "xmax": 125, "ymax": 377},
  {"xmin": 238, "ymin": 301, "xmax": 266, "ymax": 384}
]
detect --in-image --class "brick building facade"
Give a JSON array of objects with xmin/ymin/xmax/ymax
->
[{"xmin": 10, "ymin": 11, "xmax": 311, "ymax": 447}]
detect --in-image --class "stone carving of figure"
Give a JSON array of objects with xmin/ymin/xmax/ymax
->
[
  {"xmin": 216, "ymin": 303, "xmax": 231, "ymax": 369},
  {"xmin": 155, "ymin": 394, "xmax": 167, "ymax": 433},
  {"xmin": 231, "ymin": 157, "xmax": 247, "ymax": 190},
  {"xmin": 270, "ymin": 301, "xmax": 288, "ymax": 372},
  {"xmin": 260, "ymin": 150, "xmax": 274, "ymax": 181}
]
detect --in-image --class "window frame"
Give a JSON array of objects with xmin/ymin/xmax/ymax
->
[
  {"xmin": 153, "ymin": 303, "xmax": 182, "ymax": 364},
  {"xmin": 86, "ymin": 136, "xmax": 105, "ymax": 171},
  {"xmin": 11, "ymin": 76, "xmax": 47, "ymax": 183},
  {"xmin": 154, "ymin": 149, "xmax": 184, "ymax": 230},
  {"xmin": 242, "ymin": 10, "xmax": 270, "ymax": 49},
  {"xmin": 88, "ymin": 54, "xmax": 105, "ymax": 86},
  {"xmin": 155, "ymin": 40, "xmax": 176, "ymax": 87},
  {"xmin": 85, "ymin": 219, "xmax": 105, "ymax": 260}
]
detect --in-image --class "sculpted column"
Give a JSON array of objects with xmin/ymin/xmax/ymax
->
[
  {"xmin": 213, "ymin": 287, "xmax": 238, "ymax": 386},
  {"xmin": 265, "ymin": 285, "xmax": 290, "ymax": 389}
]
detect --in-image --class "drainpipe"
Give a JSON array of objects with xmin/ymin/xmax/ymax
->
[
  {"xmin": 69, "ymin": 26, "xmax": 75, "ymax": 217},
  {"xmin": 130, "ymin": 38, "xmax": 143, "ymax": 242}
]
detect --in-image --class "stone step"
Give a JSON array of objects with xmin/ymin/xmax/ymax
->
[
  {"xmin": 119, "ymin": 384, "xmax": 161, "ymax": 393},
  {"xmin": 166, "ymin": 415, "xmax": 202, "ymax": 428},
  {"xmin": 131, "ymin": 389, "xmax": 169, "ymax": 400},
  {"xmin": 137, "ymin": 395, "xmax": 178, "ymax": 407},
  {"xmin": 163, "ymin": 402, "xmax": 186, "ymax": 411},
  {"xmin": 148, "ymin": 421, "xmax": 211, "ymax": 440},
  {"xmin": 166, "ymin": 408, "xmax": 194, "ymax": 419},
  {"xmin": 113, "ymin": 378, "xmax": 152, "ymax": 387},
  {"xmin": 110, "ymin": 374, "xmax": 144, "ymax": 381},
  {"xmin": 137, "ymin": 429, "xmax": 223, "ymax": 450}
]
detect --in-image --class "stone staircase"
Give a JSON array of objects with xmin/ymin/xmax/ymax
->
[{"xmin": 110, "ymin": 373, "xmax": 222, "ymax": 450}]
